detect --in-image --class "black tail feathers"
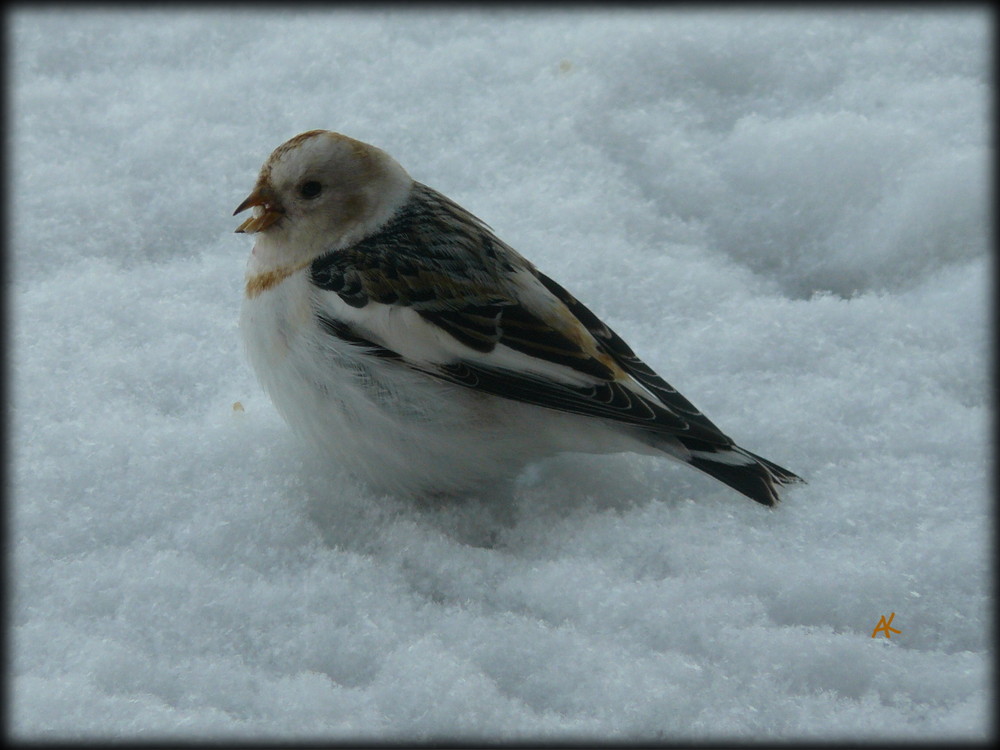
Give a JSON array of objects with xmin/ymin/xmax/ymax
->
[{"xmin": 687, "ymin": 447, "xmax": 804, "ymax": 507}]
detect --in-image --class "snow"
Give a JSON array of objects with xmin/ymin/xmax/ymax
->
[{"xmin": 9, "ymin": 7, "xmax": 991, "ymax": 742}]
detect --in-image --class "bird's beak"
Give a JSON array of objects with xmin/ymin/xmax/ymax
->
[{"xmin": 233, "ymin": 185, "xmax": 284, "ymax": 234}]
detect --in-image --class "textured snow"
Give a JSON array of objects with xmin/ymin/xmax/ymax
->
[{"xmin": 10, "ymin": 8, "xmax": 991, "ymax": 742}]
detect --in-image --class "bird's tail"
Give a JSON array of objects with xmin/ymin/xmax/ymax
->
[{"xmin": 685, "ymin": 445, "xmax": 804, "ymax": 507}]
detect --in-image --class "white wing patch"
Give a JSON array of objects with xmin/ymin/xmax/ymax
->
[{"xmin": 312, "ymin": 290, "xmax": 608, "ymax": 389}]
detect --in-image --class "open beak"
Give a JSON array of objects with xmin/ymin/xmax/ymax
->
[{"xmin": 233, "ymin": 185, "xmax": 284, "ymax": 234}]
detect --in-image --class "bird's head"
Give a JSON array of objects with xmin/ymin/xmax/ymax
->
[{"xmin": 234, "ymin": 130, "xmax": 412, "ymax": 282}]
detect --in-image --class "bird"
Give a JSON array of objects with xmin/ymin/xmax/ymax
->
[{"xmin": 234, "ymin": 130, "xmax": 803, "ymax": 506}]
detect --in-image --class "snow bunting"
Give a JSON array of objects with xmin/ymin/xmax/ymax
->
[{"xmin": 235, "ymin": 130, "xmax": 803, "ymax": 505}]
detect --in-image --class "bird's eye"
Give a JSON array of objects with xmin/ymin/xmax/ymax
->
[{"xmin": 299, "ymin": 181, "xmax": 322, "ymax": 199}]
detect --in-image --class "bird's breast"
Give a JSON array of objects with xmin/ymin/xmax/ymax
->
[{"xmin": 240, "ymin": 268, "xmax": 316, "ymax": 370}]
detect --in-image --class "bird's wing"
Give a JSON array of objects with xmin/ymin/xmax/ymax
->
[
  {"xmin": 309, "ymin": 183, "xmax": 738, "ymax": 451},
  {"xmin": 528, "ymin": 270, "xmax": 736, "ymax": 440}
]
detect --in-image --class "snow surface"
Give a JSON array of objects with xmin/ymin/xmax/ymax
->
[{"xmin": 9, "ymin": 7, "xmax": 991, "ymax": 742}]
